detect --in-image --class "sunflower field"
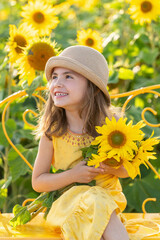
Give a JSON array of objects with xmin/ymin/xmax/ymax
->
[{"xmin": 0, "ymin": 0, "xmax": 160, "ymax": 215}]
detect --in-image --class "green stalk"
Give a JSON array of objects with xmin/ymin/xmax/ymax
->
[
  {"xmin": 30, "ymin": 206, "xmax": 46, "ymax": 220},
  {"xmin": 3, "ymin": 63, "xmax": 13, "ymax": 213},
  {"xmin": 28, "ymin": 203, "xmax": 43, "ymax": 213},
  {"xmin": 147, "ymin": 23, "xmax": 157, "ymax": 82}
]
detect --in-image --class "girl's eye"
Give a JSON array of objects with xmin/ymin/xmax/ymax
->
[
  {"xmin": 66, "ymin": 74, "xmax": 73, "ymax": 79},
  {"xmin": 52, "ymin": 75, "xmax": 57, "ymax": 80}
]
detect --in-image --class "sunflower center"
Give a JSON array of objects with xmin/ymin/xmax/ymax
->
[
  {"xmin": 86, "ymin": 38, "xmax": 94, "ymax": 46},
  {"xmin": 141, "ymin": 1, "xmax": 152, "ymax": 13},
  {"xmin": 14, "ymin": 35, "xmax": 27, "ymax": 54},
  {"xmin": 33, "ymin": 11, "xmax": 45, "ymax": 23},
  {"xmin": 108, "ymin": 131, "xmax": 126, "ymax": 148},
  {"xmin": 27, "ymin": 42, "xmax": 55, "ymax": 71},
  {"xmin": 103, "ymin": 157, "xmax": 123, "ymax": 167}
]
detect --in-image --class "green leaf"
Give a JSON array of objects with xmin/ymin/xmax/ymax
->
[
  {"xmin": 42, "ymin": 191, "xmax": 59, "ymax": 208},
  {"xmin": 134, "ymin": 97, "xmax": 145, "ymax": 109},
  {"xmin": 0, "ymin": 56, "xmax": 8, "ymax": 71},
  {"xmin": 22, "ymin": 76, "xmax": 43, "ymax": 97},
  {"xmin": 123, "ymin": 172, "xmax": 160, "ymax": 213},
  {"xmin": 0, "ymin": 188, "xmax": 7, "ymax": 198},
  {"xmin": 81, "ymin": 146, "xmax": 90, "ymax": 158},
  {"xmin": 9, "ymin": 204, "xmax": 31, "ymax": 227},
  {"xmin": 0, "ymin": 157, "xmax": 2, "ymax": 167},
  {"xmin": 1, "ymin": 176, "xmax": 12, "ymax": 189},
  {"xmin": 14, "ymin": 129, "xmax": 35, "ymax": 141},
  {"xmin": 0, "ymin": 178, "xmax": 10, "ymax": 208},
  {"xmin": 0, "ymin": 119, "xmax": 16, "ymax": 147},
  {"xmin": 139, "ymin": 48, "xmax": 159, "ymax": 65},
  {"xmin": 81, "ymin": 145, "xmax": 98, "ymax": 159},
  {"xmin": 108, "ymin": 71, "xmax": 119, "ymax": 84},
  {"xmin": 0, "ymin": 188, "xmax": 7, "ymax": 208},
  {"xmin": 8, "ymin": 145, "xmax": 37, "ymax": 181},
  {"xmin": 126, "ymin": 106, "xmax": 160, "ymax": 137}
]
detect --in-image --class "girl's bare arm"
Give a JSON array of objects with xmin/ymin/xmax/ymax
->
[{"xmin": 32, "ymin": 135, "xmax": 104, "ymax": 192}]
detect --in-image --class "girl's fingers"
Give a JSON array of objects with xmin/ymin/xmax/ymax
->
[
  {"xmin": 99, "ymin": 162, "xmax": 106, "ymax": 168},
  {"xmin": 89, "ymin": 171, "xmax": 103, "ymax": 180},
  {"xmin": 88, "ymin": 166, "xmax": 104, "ymax": 174}
]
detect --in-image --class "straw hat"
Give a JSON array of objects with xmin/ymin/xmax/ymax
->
[{"xmin": 45, "ymin": 45, "xmax": 110, "ymax": 103}]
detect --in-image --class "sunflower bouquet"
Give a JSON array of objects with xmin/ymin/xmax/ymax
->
[{"xmin": 82, "ymin": 117, "xmax": 160, "ymax": 179}]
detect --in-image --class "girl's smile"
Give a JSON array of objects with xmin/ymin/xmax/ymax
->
[{"xmin": 54, "ymin": 91, "xmax": 69, "ymax": 97}]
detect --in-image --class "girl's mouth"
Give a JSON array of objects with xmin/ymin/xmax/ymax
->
[{"xmin": 54, "ymin": 92, "xmax": 68, "ymax": 97}]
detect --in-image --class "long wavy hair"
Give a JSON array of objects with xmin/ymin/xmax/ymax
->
[{"xmin": 35, "ymin": 81, "xmax": 118, "ymax": 140}]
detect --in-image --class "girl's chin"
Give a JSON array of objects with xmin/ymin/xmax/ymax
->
[
  {"xmin": 54, "ymin": 103, "xmax": 65, "ymax": 107},
  {"xmin": 54, "ymin": 101, "xmax": 66, "ymax": 108}
]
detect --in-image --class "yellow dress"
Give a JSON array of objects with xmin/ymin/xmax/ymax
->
[{"xmin": 46, "ymin": 129, "xmax": 127, "ymax": 240}]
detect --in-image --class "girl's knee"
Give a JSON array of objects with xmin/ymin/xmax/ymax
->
[{"xmin": 103, "ymin": 210, "xmax": 129, "ymax": 240}]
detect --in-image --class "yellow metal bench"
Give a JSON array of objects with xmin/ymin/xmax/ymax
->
[{"xmin": 0, "ymin": 84, "xmax": 160, "ymax": 239}]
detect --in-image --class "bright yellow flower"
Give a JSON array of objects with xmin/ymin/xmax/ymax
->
[
  {"xmin": 134, "ymin": 132, "xmax": 159, "ymax": 164},
  {"xmin": 53, "ymin": 2, "xmax": 76, "ymax": 20},
  {"xmin": 77, "ymin": 29, "xmax": 103, "ymax": 53},
  {"xmin": 7, "ymin": 24, "xmax": 35, "ymax": 64},
  {"xmin": 68, "ymin": 0, "xmax": 99, "ymax": 10},
  {"xmin": 16, "ymin": 37, "xmax": 59, "ymax": 85},
  {"xmin": 128, "ymin": 0, "xmax": 160, "ymax": 25},
  {"xmin": 127, "ymin": 132, "xmax": 159, "ymax": 178},
  {"xmin": 0, "ymin": 9, "xmax": 9, "ymax": 21},
  {"xmin": 20, "ymin": 0, "xmax": 59, "ymax": 36},
  {"xmin": 92, "ymin": 117, "xmax": 145, "ymax": 159},
  {"xmin": 53, "ymin": 2, "xmax": 71, "ymax": 15}
]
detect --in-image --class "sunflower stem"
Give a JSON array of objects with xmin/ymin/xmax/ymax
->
[
  {"xmin": 30, "ymin": 206, "xmax": 46, "ymax": 220},
  {"xmin": 3, "ymin": 63, "xmax": 13, "ymax": 213},
  {"xmin": 38, "ymin": 72, "xmax": 43, "ymax": 111},
  {"xmin": 147, "ymin": 23, "xmax": 157, "ymax": 82}
]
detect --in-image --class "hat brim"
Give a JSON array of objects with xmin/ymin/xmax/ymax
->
[{"xmin": 45, "ymin": 56, "xmax": 110, "ymax": 103}]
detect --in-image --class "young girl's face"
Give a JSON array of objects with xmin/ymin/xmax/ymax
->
[{"xmin": 49, "ymin": 67, "xmax": 88, "ymax": 112}]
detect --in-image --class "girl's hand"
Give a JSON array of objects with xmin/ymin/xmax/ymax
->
[
  {"xmin": 71, "ymin": 161, "xmax": 104, "ymax": 183},
  {"xmin": 99, "ymin": 162, "xmax": 129, "ymax": 178},
  {"xmin": 99, "ymin": 162, "xmax": 113, "ymax": 174}
]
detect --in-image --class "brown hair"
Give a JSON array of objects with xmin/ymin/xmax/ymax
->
[{"xmin": 36, "ymin": 81, "xmax": 117, "ymax": 140}]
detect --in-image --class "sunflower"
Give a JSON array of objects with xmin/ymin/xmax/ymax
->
[
  {"xmin": 7, "ymin": 24, "xmax": 35, "ymax": 64},
  {"xmin": 16, "ymin": 37, "xmax": 59, "ymax": 85},
  {"xmin": 77, "ymin": 29, "xmax": 103, "ymax": 52},
  {"xmin": 128, "ymin": 0, "xmax": 160, "ymax": 25},
  {"xmin": 20, "ymin": 0, "xmax": 59, "ymax": 36},
  {"xmin": 91, "ymin": 117, "xmax": 145, "ymax": 159},
  {"xmin": 132, "ymin": 132, "xmax": 160, "ymax": 176}
]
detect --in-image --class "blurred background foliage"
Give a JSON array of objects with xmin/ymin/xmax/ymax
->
[{"xmin": 0, "ymin": 0, "xmax": 160, "ymax": 214}]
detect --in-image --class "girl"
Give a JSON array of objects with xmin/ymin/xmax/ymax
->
[{"xmin": 32, "ymin": 45, "xmax": 129, "ymax": 240}]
